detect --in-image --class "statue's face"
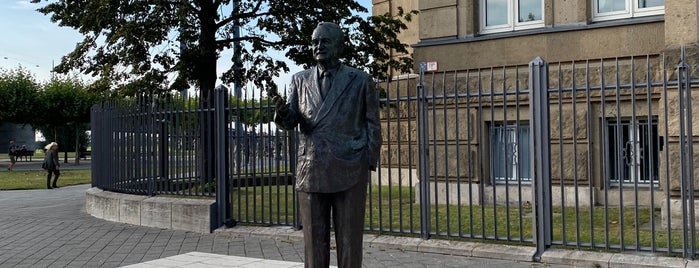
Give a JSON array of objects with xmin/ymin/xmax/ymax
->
[{"xmin": 311, "ymin": 26, "xmax": 341, "ymax": 64}]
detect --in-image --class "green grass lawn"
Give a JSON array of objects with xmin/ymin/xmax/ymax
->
[
  {"xmin": 0, "ymin": 169, "xmax": 91, "ymax": 190},
  {"xmin": 230, "ymin": 184, "xmax": 695, "ymax": 253}
]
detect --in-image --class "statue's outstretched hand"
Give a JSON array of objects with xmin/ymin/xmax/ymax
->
[{"xmin": 268, "ymin": 88, "xmax": 288, "ymax": 113}]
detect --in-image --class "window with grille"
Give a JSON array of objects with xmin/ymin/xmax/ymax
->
[
  {"xmin": 490, "ymin": 123, "xmax": 531, "ymax": 182},
  {"xmin": 606, "ymin": 119, "xmax": 660, "ymax": 184}
]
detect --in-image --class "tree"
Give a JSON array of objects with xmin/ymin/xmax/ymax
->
[
  {"xmin": 33, "ymin": 0, "xmax": 416, "ymax": 182},
  {"xmin": 32, "ymin": 1, "xmax": 416, "ymax": 96},
  {"xmin": 0, "ymin": 67, "xmax": 39, "ymax": 123},
  {"xmin": 35, "ymin": 76, "xmax": 99, "ymax": 164}
]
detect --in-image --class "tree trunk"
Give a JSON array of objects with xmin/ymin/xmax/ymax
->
[
  {"xmin": 75, "ymin": 124, "xmax": 80, "ymax": 165},
  {"xmin": 196, "ymin": 0, "xmax": 220, "ymax": 186}
]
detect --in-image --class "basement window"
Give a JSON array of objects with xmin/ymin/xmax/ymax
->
[
  {"xmin": 606, "ymin": 119, "xmax": 660, "ymax": 184},
  {"xmin": 490, "ymin": 122, "xmax": 531, "ymax": 183}
]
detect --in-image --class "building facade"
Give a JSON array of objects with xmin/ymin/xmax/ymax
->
[{"xmin": 372, "ymin": 0, "xmax": 699, "ymax": 228}]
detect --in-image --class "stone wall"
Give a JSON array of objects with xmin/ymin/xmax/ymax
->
[
  {"xmin": 374, "ymin": 56, "xmax": 684, "ymax": 207},
  {"xmin": 85, "ymin": 188, "xmax": 217, "ymax": 233}
]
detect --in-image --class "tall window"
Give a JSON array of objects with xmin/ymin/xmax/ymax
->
[
  {"xmin": 481, "ymin": 0, "xmax": 544, "ymax": 34},
  {"xmin": 593, "ymin": 0, "xmax": 664, "ymax": 21},
  {"xmin": 491, "ymin": 123, "xmax": 531, "ymax": 182},
  {"xmin": 606, "ymin": 119, "xmax": 659, "ymax": 184}
]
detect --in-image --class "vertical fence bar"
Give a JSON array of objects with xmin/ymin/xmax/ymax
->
[
  {"xmin": 384, "ymin": 78, "xmax": 392, "ymax": 233},
  {"xmin": 466, "ymin": 69, "xmax": 475, "ymax": 238},
  {"xmin": 430, "ymin": 71, "xmax": 438, "ymax": 235},
  {"xmin": 614, "ymin": 58, "xmax": 625, "ymax": 250},
  {"xmin": 407, "ymin": 77, "xmax": 416, "ymax": 234},
  {"xmin": 454, "ymin": 70, "xmax": 463, "ymax": 238},
  {"xmin": 645, "ymin": 55, "xmax": 657, "ymax": 253},
  {"xmin": 586, "ymin": 59, "xmax": 596, "ymax": 248},
  {"xmin": 630, "ymin": 57, "xmax": 640, "ymax": 252},
  {"xmin": 556, "ymin": 62, "xmax": 566, "ymax": 245},
  {"xmin": 215, "ymin": 85, "xmax": 230, "ymax": 229},
  {"xmin": 442, "ymin": 71, "xmax": 450, "ymax": 236},
  {"xmin": 478, "ymin": 69, "xmax": 486, "ymax": 240},
  {"xmin": 529, "ymin": 57, "xmax": 552, "ymax": 260},
  {"xmin": 571, "ymin": 60, "xmax": 581, "ymax": 247},
  {"xmin": 500, "ymin": 66, "xmax": 508, "ymax": 241},
  {"xmin": 488, "ymin": 67, "xmax": 497, "ymax": 239},
  {"xmin": 418, "ymin": 62, "xmax": 431, "ymax": 239},
  {"xmin": 677, "ymin": 46, "xmax": 696, "ymax": 259},
  {"xmin": 159, "ymin": 112, "xmax": 168, "ymax": 191},
  {"xmin": 600, "ymin": 59, "xmax": 611, "ymax": 250},
  {"xmin": 515, "ymin": 65, "xmax": 524, "ymax": 242}
]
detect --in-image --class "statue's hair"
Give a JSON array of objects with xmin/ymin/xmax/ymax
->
[
  {"xmin": 315, "ymin": 22, "xmax": 344, "ymax": 44},
  {"xmin": 314, "ymin": 22, "xmax": 345, "ymax": 56}
]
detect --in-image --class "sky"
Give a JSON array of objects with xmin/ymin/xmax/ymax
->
[{"xmin": 0, "ymin": 0, "xmax": 373, "ymax": 92}]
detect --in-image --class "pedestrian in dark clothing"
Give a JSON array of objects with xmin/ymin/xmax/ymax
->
[
  {"xmin": 8, "ymin": 140, "xmax": 17, "ymax": 171},
  {"xmin": 43, "ymin": 142, "xmax": 60, "ymax": 189}
]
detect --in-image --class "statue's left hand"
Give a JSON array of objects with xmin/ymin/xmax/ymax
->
[{"xmin": 267, "ymin": 88, "xmax": 288, "ymax": 113}]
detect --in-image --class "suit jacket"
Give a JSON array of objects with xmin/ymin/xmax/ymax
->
[{"xmin": 275, "ymin": 64, "xmax": 382, "ymax": 193}]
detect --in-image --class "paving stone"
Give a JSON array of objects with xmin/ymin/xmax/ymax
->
[
  {"xmin": 608, "ymin": 253, "xmax": 687, "ymax": 268},
  {"xmin": 0, "ymin": 184, "xmax": 688, "ymax": 268}
]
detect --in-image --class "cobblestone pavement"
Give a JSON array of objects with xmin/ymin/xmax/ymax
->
[{"xmin": 0, "ymin": 184, "xmax": 574, "ymax": 268}]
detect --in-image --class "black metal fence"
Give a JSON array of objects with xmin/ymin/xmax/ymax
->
[{"xmin": 92, "ymin": 48, "xmax": 699, "ymax": 259}]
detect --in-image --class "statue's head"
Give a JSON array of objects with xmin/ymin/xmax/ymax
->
[{"xmin": 312, "ymin": 22, "xmax": 344, "ymax": 66}]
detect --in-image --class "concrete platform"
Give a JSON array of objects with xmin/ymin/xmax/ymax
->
[{"xmin": 122, "ymin": 252, "xmax": 335, "ymax": 268}]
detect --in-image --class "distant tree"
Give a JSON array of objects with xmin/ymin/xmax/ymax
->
[
  {"xmin": 0, "ymin": 67, "xmax": 39, "ymax": 123},
  {"xmin": 35, "ymin": 76, "xmax": 100, "ymax": 164}
]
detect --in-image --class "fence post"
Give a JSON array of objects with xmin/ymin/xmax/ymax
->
[
  {"xmin": 677, "ymin": 46, "xmax": 696, "ymax": 259},
  {"xmin": 417, "ymin": 62, "xmax": 431, "ymax": 239},
  {"xmin": 91, "ymin": 105, "xmax": 99, "ymax": 188},
  {"xmin": 215, "ymin": 85, "xmax": 232, "ymax": 229},
  {"xmin": 158, "ymin": 118, "xmax": 168, "ymax": 187},
  {"xmin": 529, "ymin": 57, "xmax": 552, "ymax": 260}
]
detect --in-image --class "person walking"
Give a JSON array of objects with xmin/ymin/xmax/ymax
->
[
  {"xmin": 43, "ymin": 142, "xmax": 60, "ymax": 189},
  {"xmin": 8, "ymin": 139, "xmax": 17, "ymax": 171}
]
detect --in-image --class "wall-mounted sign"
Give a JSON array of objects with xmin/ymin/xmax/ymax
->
[{"xmin": 426, "ymin": 61, "xmax": 438, "ymax": 72}]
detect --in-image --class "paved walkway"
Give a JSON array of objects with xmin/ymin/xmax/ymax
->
[
  {"xmin": 3, "ymin": 158, "xmax": 92, "ymax": 171},
  {"xmin": 0, "ymin": 184, "xmax": 577, "ymax": 268}
]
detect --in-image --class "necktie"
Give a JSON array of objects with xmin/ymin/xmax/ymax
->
[{"xmin": 320, "ymin": 71, "xmax": 332, "ymax": 99}]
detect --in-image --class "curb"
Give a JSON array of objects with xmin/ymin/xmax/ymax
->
[{"xmin": 218, "ymin": 226, "xmax": 690, "ymax": 268}]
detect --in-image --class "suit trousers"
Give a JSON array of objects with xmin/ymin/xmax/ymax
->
[{"xmin": 297, "ymin": 178, "xmax": 368, "ymax": 268}]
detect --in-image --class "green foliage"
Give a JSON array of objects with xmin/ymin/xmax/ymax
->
[
  {"xmin": 0, "ymin": 67, "xmax": 102, "ymax": 151},
  {"xmin": 0, "ymin": 68, "xmax": 39, "ymax": 123},
  {"xmin": 34, "ymin": 76, "xmax": 100, "ymax": 151},
  {"xmin": 229, "ymin": 96, "xmax": 274, "ymax": 128},
  {"xmin": 36, "ymin": 77, "xmax": 98, "ymax": 126},
  {"xmin": 31, "ymin": 0, "xmax": 416, "ymax": 96}
]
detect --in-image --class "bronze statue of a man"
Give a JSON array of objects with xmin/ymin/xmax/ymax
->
[{"xmin": 273, "ymin": 22, "xmax": 382, "ymax": 267}]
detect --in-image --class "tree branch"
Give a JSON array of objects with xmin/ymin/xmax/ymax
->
[
  {"xmin": 216, "ymin": 0, "xmax": 266, "ymax": 29},
  {"xmin": 216, "ymin": 36, "xmax": 282, "ymax": 46}
]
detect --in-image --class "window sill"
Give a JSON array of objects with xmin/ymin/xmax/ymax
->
[
  {"xmin": 492, "ymin": 181, "xmax": 533, "ymax": 185},
  {"xmin": 607, "ymin": 182, "xmax": 660, "ymax": 189}
]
